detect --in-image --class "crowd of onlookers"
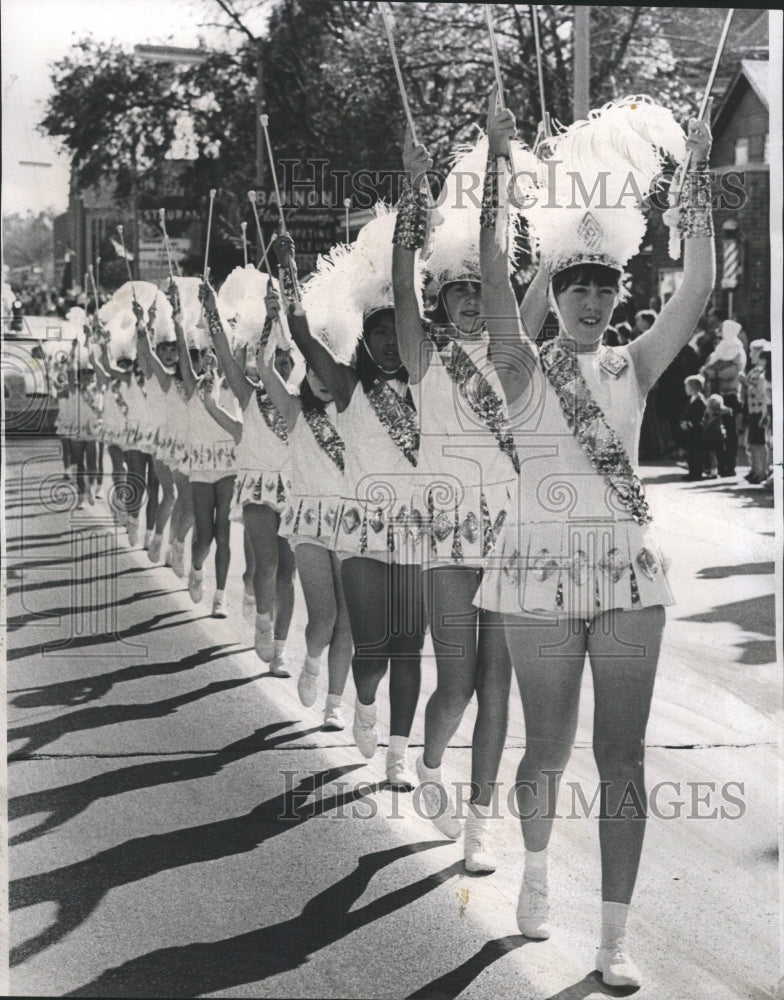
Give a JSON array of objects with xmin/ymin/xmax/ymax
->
[{"xmin": 604, "ymin": 301, "xmax": 773, "ymax": 488}]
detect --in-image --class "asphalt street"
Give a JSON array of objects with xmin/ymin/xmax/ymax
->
[{"xmin": 3, "ymin": 435, "xmax": 781, "ymax": 999}]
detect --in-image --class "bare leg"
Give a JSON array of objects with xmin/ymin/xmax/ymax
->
[
  {"xmin": 588, "ymin": 606, "xmax": 664, "ymax": 904},
  {"xmin": 152, "ymin": 459, "xmax": 176, "ymax": 537},
  {"xmin": 274, "ymin": 536, "xmax": 296, "ymax": 641},
  {"xmin": 212, "ymin": 475, "xmax": 235, "ymax": 590},
  {"xmin": 505, "ymin": 613, "xmax": 587, "ymax": 851}
]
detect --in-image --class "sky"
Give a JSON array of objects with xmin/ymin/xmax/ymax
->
[{"xmin": 1, "ymin": 0, "xmax": 267, "ymax": 218}]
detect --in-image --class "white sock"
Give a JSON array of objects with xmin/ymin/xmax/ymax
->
[
  {"xmin": 418, "ymin": 757, "xmax": 442, "ymax": 780},
  {"xmin": 214, "ymin": 589, "xmax": 224, "ymax": 601},
  {"xmin": 355, "ymin": 698, "xmax": 376, "ymax": 723},
  {"xmin": 304, "ymin": 653, "xmax": 322, "ymax": 674},
  {"xmin": 256, "ymin": 612, "xmax": 272, "ymax": 629},
  {"xmin": 273, "ymin": 639, "xmax": 286, "ymax": 657},
  {"xmin": 600, "ymin": 900, "xmax": 630, "ymax": 951},
  {"xmin": 525, "ymin": 847, "xmax": 548, "ymax": 878},
  {"xmin": 191, "ymin": 566, "xmax": 203, "ymax": 579},
  {"xmin": 325, "ymin": 693, "xmax": 342, "ymax": 709},
  {"xmin": 386, "ymin": 735, "xmax": 408, "ymax": 764}
]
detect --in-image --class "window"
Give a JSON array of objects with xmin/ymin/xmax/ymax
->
[{"xmin": 734, "ymin": 137, "xmax": 749, "ymax": 165}]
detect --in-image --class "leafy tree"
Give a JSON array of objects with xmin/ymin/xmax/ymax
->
[
  {"xmin": 3, "ymin": 211, "xmax": 55, "ymax": 276},
  {"xmin": 39, "ymin": 39, "xmax": 185, "ymax": 198}
]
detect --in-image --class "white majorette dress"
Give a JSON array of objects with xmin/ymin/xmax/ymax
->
[
  {"xmin": 478, "ymin": 344, "xmax": 674, "ymax": 619},
  {"xmin": 279, "ymin": 402, "xmax": 344, "ymax": 548},
  {"xmin": 101, "ymin": 381, "xmax": 128, "ymax": 448},
  {"xmin": 332, "ymin": 378, "xmax": 423, "ymax": 563},
  {"xmin": 186, "ymin": 377, "xmax": 238, "ymax": 484},
  {"xmin": 160, "ymin": 380, "xmax": 190, "ymax": 473},
  {"xmin": 123, "ymin": 374, "xmax": 147, "ymax": 451},
  {"xmin": 73, "ymin": 385, "xmax": 103, "ymax": 442},
  {"xmin": 136, "ymin": 376, "xmax": 167, "ymax": 457},
  {"xmin": 416, "ymin": 326, "xmax": 519, "ymax": 568},
  {"xmin": 232, "ymin": 383, "xmax": 291, "ymax": 516}
]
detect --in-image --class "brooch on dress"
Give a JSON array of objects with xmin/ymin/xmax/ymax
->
[{"xmin": 598, "ymin": 348, "xmax": 629, "ymax": 379}]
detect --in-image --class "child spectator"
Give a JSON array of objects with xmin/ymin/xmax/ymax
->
[
  {"xmin": 741, "ymin": 340, "xmax": 773, "ymax": 485},
  {"xmin": 680, "ymin": 375, "xmax": 707, "ymax": 480},
  {"xmin": 702, "ymin": 393, "xmax": 732, "ymax": 479}
]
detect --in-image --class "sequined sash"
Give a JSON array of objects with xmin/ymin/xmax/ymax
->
[
  {"xmin": 430, "ymin": 325, "xmax": 519, "ymax": 474},
  {"xmin": 302, "ymin": 406, "xmax": 344, "ymax": 472},
  {"xmin": 539, "ymin": 340, "xmax": 651, "ymax": 525}
]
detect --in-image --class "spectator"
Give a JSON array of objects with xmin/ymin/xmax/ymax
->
[
  {"xmin": 741, "ymin": 339, "xmax": 772, "ymax": 483},
  {"xmin": 680, "ymin": 375, "xmax": 708, "ymax": 480},
  {"xmin": 702, "ymin": 393, "xmax": 732, "ymax": 479},
  {"xmin": 701, "ymin": 319, "xmax": 746, "ymax": 477}
]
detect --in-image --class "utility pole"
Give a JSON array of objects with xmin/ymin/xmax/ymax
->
[
  {"xmin": 255, "ymin": 38, "xmax": 265, "ymax": 189},
  {"xmin": 573, "ymin": 5, "xmax": 590, "ymax": 121}
]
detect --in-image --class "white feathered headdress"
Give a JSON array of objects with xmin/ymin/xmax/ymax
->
[
  {"xmin": 425, "ymin": 133, "xmax": 538, "ymax": 295},
  {"xmin": 525, "ymin": 96, "xmax": 686, "ymax": 275},
  {"xmin": 218, "ymin": 264, "xmax": 291, "ymax": 354},
  {"xmin": 300, "ymin": 204, "xmax": 423, "ymax": 364},
  {"xmin": 169, "ymin": 276, "xmax": 209, "ymax": 350}
]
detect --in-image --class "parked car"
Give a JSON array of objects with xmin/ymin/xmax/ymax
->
[{"xmin": 2, "ymin": 316, "xmax": 72, "ymax": 434}]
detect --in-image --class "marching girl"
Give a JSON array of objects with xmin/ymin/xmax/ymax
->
[
  {"xmin": 132, "ymin": 294, "xmax": 182, "ymax": 563},
  {"xmin": 52, "ymin": 347, "xmax": 75, "ymax": 480},
  {"xmin": 199, "ymin": 268, "xmax": 296, "ymax": 676},
  {"xmin": 276, "ymin": 208, "xmax": 427, "ymax": 788},
  {"xmin": 265, "ymin": 283, "xmax": 352, "ymax": 728},
  {"xmin": 66, "ymin": 338, "xmax": 103, "ymax": 510},
  {"xmin": 168, "ymin": 280, "xmax": 239, "ymax": 619},
  {"xmin": 391, "ymin": 131, "xmax": 546, "ymax": 871},
  {"xmin": 479, "ymin": 92, "xmax": 715, "ymax": 987},
  {"xmin": 92, "ymin": 325, "xmax": 132, "ymax": 528},
  {"xmin": 113, "ymin": 286, "xmax": 162, "ymax": 550}
]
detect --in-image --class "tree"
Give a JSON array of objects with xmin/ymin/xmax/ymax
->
[
  {"xmin": 3, "ymin": 211, "xmax": 55, "ymax": 275},
  {"xmin": 40, "ymin": 40, "xmax": 185, "ymax": 197}
]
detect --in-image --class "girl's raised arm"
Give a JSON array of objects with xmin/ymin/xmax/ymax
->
[
  {"xmin": 167, "ymin": 282, "xmax": 197, "ymax": 398},
  {"xmin": 392, "ymin": 128, "xmax": 434, "ymax": 385},
  {"xmin": 254, "ymin": 286, "xmax": 300, "ymax": 431},
  {"xmin": 480, "ymin": 85, "xmax": 538, "ymax": 410},
  {"xmin": 274, "ymin": 234, "xmax": 357, "ymax": 411},
  {"xmin": 629, "ymin": 120, "xmax": 716, "ymax": 394},
  {"xmin": 200, "ymin": 281, "xmax": 253, "ymax": 409}
]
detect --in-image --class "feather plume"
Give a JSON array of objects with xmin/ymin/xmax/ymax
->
[
  {"xmin": 170, "ymin": 276, "xmax": 209, "ymax": 350},
  {"xmin": 526, "ymin": 96, "xmax": 686, "ymax": 274},
  {"xmin": 425, "ymin": 134, "xmax": 537, "ymax": 294}
]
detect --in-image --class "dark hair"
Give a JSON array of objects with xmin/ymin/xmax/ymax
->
[
  {"xmin": 355, "ymin": 308, "xmax": 408, "ymax": 390},
  {"xmin": 425, "ymin": 280, "xmax": 481, "ymax": 327},
  {"xmin": 552, "ymin": 263, "xmax": 621, "ymax": 298},
  {"xmin": 299, "ymin": 370, "xmax": 325, "ymax": 414}
]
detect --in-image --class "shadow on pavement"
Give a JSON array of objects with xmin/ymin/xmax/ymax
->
[
  {"xmin": 8, "ymin": 721, "xmax": 320, "ymax": 846},
  {"xmin": 10, "ymin": 764, "xmax": 388, "ymax": 969},
  {"xmin": 544, "ymin": 971, "xmax": 639, "ymax": 998},
  {"xmin": 6, "ymin": 606, "xmax": 202, "ymax": 662},
  {"xmin": 5, "ymin": 587, "xmax": 174, "ymax": 633},
  {"xmin": 696, "ymin": 561, "xmax": 774, "ymax": 579},
  {"xmin": 9, "ymin": 643, "xmax": 246, "ymax": 709},
  {"xmin": 407, "ymin": 934, "xmax": 531, "ymax": 999},
  {"xmin": 678, "ymin": 593, "xmax": 775, "ymax": 666},
  {"xmin": 62, "ymin": 842, "xmax": 459, "ymax": 997},
  {"xmin": 7, "ymin": 670, "xmax": 260, "ymax": 760},
  {"xmin": 5, "ymin": 564, "xmax": 152, "ymax": 599}
]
